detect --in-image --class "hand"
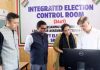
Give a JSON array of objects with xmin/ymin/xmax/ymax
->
[
  {"xmin": 54, "ymin": 47, "xmax": 63, "ymax": 53},
  {"xmin": 60, "ymin": 50, "xmax": 63, "ymax": 53}
]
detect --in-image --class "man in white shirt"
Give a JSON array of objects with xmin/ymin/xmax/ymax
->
[{"xmin": 77, "ymin": 16, "xmax": 100, "ymax": 49}]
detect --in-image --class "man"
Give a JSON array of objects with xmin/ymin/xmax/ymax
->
[
  {"xmin": 24, "ymin": 20, "xmax": 48, "ymax": 70},
  {"xmin": 0, "ymin": 12, "xmax": 19, "ymax": 70},
  {"xmin": 77, "ymin": 16, "xmax": 100, "ymax": 49}
]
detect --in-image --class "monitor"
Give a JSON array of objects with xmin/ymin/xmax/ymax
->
[{"xmin": 63, "ymin": 48, "xmax": 100, "ymax": 70}]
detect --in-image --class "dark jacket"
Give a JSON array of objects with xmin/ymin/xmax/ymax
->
[{"xmin": 30, "ymin": 32, "xmax": 48, "ymax": 64}]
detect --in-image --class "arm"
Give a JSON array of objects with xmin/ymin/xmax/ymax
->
[
  {"xmin": 0, "ymin": 32, "xmax": 4, "ymax": 67},
  {"xmin": 53, "ymin": 33, "xmax": 63, "ymax": 53},
  {"xmin": 54, "ymin": 47, "xmax": 63, "ymax": 53},
  {"xmin": 24, "ymin": 35, "xmax": 33, "ymax": 53}
]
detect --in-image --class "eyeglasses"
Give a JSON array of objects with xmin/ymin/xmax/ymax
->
[
  {"xmin": 63, "ymin": 29, "xmax": 70, "ymax": 32},
  {"xmin": 41, "ymin": 28, "xmax": 47, "ymax": 29}
]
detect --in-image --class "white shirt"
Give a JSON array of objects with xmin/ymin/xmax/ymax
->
[
  {"xmin": 77, "ymin": 28, "xmax": 100, "ymax": 49},
  {"xmin": 24, "ymin": 35, "xmax": 33, "ymax": 53}
]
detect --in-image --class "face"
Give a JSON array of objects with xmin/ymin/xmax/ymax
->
[
  {"xmin": 63, "ymin": 26, "xmax": 71, "ymax": 36},
  {"xmin": 8, "ymin": 18, "xmax": 19, "ymax": 30},
  {"xmin": 79, "ymin": 21, "xmax": 90, "ymax": 32},
  {"xmin": 38, "ymin": 25, "xmax": 47, "ymax": 33}
]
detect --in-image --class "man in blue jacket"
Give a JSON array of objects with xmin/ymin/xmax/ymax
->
[{"xmin": 24, "ymin": 20, "xmax": 48, "ymax": 70}]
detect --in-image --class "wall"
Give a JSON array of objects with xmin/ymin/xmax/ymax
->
[{"xmin": 0, "ymin": 0, "xmax": 16, "ymax": 12}]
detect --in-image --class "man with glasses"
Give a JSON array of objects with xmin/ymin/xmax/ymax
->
[{"xmin": 24, "ymin": 20, "xmax": 48, "ymax": 70}]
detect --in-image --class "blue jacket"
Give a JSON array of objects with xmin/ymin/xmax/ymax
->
[{"xmin": 30, "ymin": 32, "xmax": 48, "ymax": 64}]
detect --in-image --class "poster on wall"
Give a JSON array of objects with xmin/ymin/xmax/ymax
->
[{"xmin": 18, "ymin": 0, "xmax": 100, "ymax": 45}]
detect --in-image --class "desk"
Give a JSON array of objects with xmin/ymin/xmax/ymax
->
[{"xmin": 19, "ymin": 62, "xmax": 29, "ymax": 70}]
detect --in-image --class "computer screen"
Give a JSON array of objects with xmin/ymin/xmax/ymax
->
[{"xmin": 63, "ymin": 48, "xmax": 100, "ymax": 70}]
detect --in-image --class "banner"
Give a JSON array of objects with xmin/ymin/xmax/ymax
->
[{"xmin": 19, "ymin": 0, "xmax": 100, "ymax": 45}]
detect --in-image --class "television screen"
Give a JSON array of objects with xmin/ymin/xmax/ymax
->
[{"xmin": 63, "ymin": 48, "xmax": 100, "ymax": 70}]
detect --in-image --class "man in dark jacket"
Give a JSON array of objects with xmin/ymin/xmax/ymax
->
[{"xmin": 24, "ymin": 20, "xmax": 48, "ymax": 70}]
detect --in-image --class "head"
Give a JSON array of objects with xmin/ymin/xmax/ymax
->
[
  {"xmin": 37, "ymin": 20, "xmax": 47, "ymax": 33},
  {"xmin": 6, "ymin": 12, "xmax": 19, "ymax": 30},
  {"xmin": 61, "ymin": 24, "xmax": 71, "ymax": 36},
  {"xmin": 77, "ymin": 16, "xmax": 92, "ymax": 33}
]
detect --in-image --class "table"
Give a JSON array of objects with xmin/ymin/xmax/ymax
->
[{"xmin": 19, "ymin": 62, "xmax": 29, "ymax": 70}]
